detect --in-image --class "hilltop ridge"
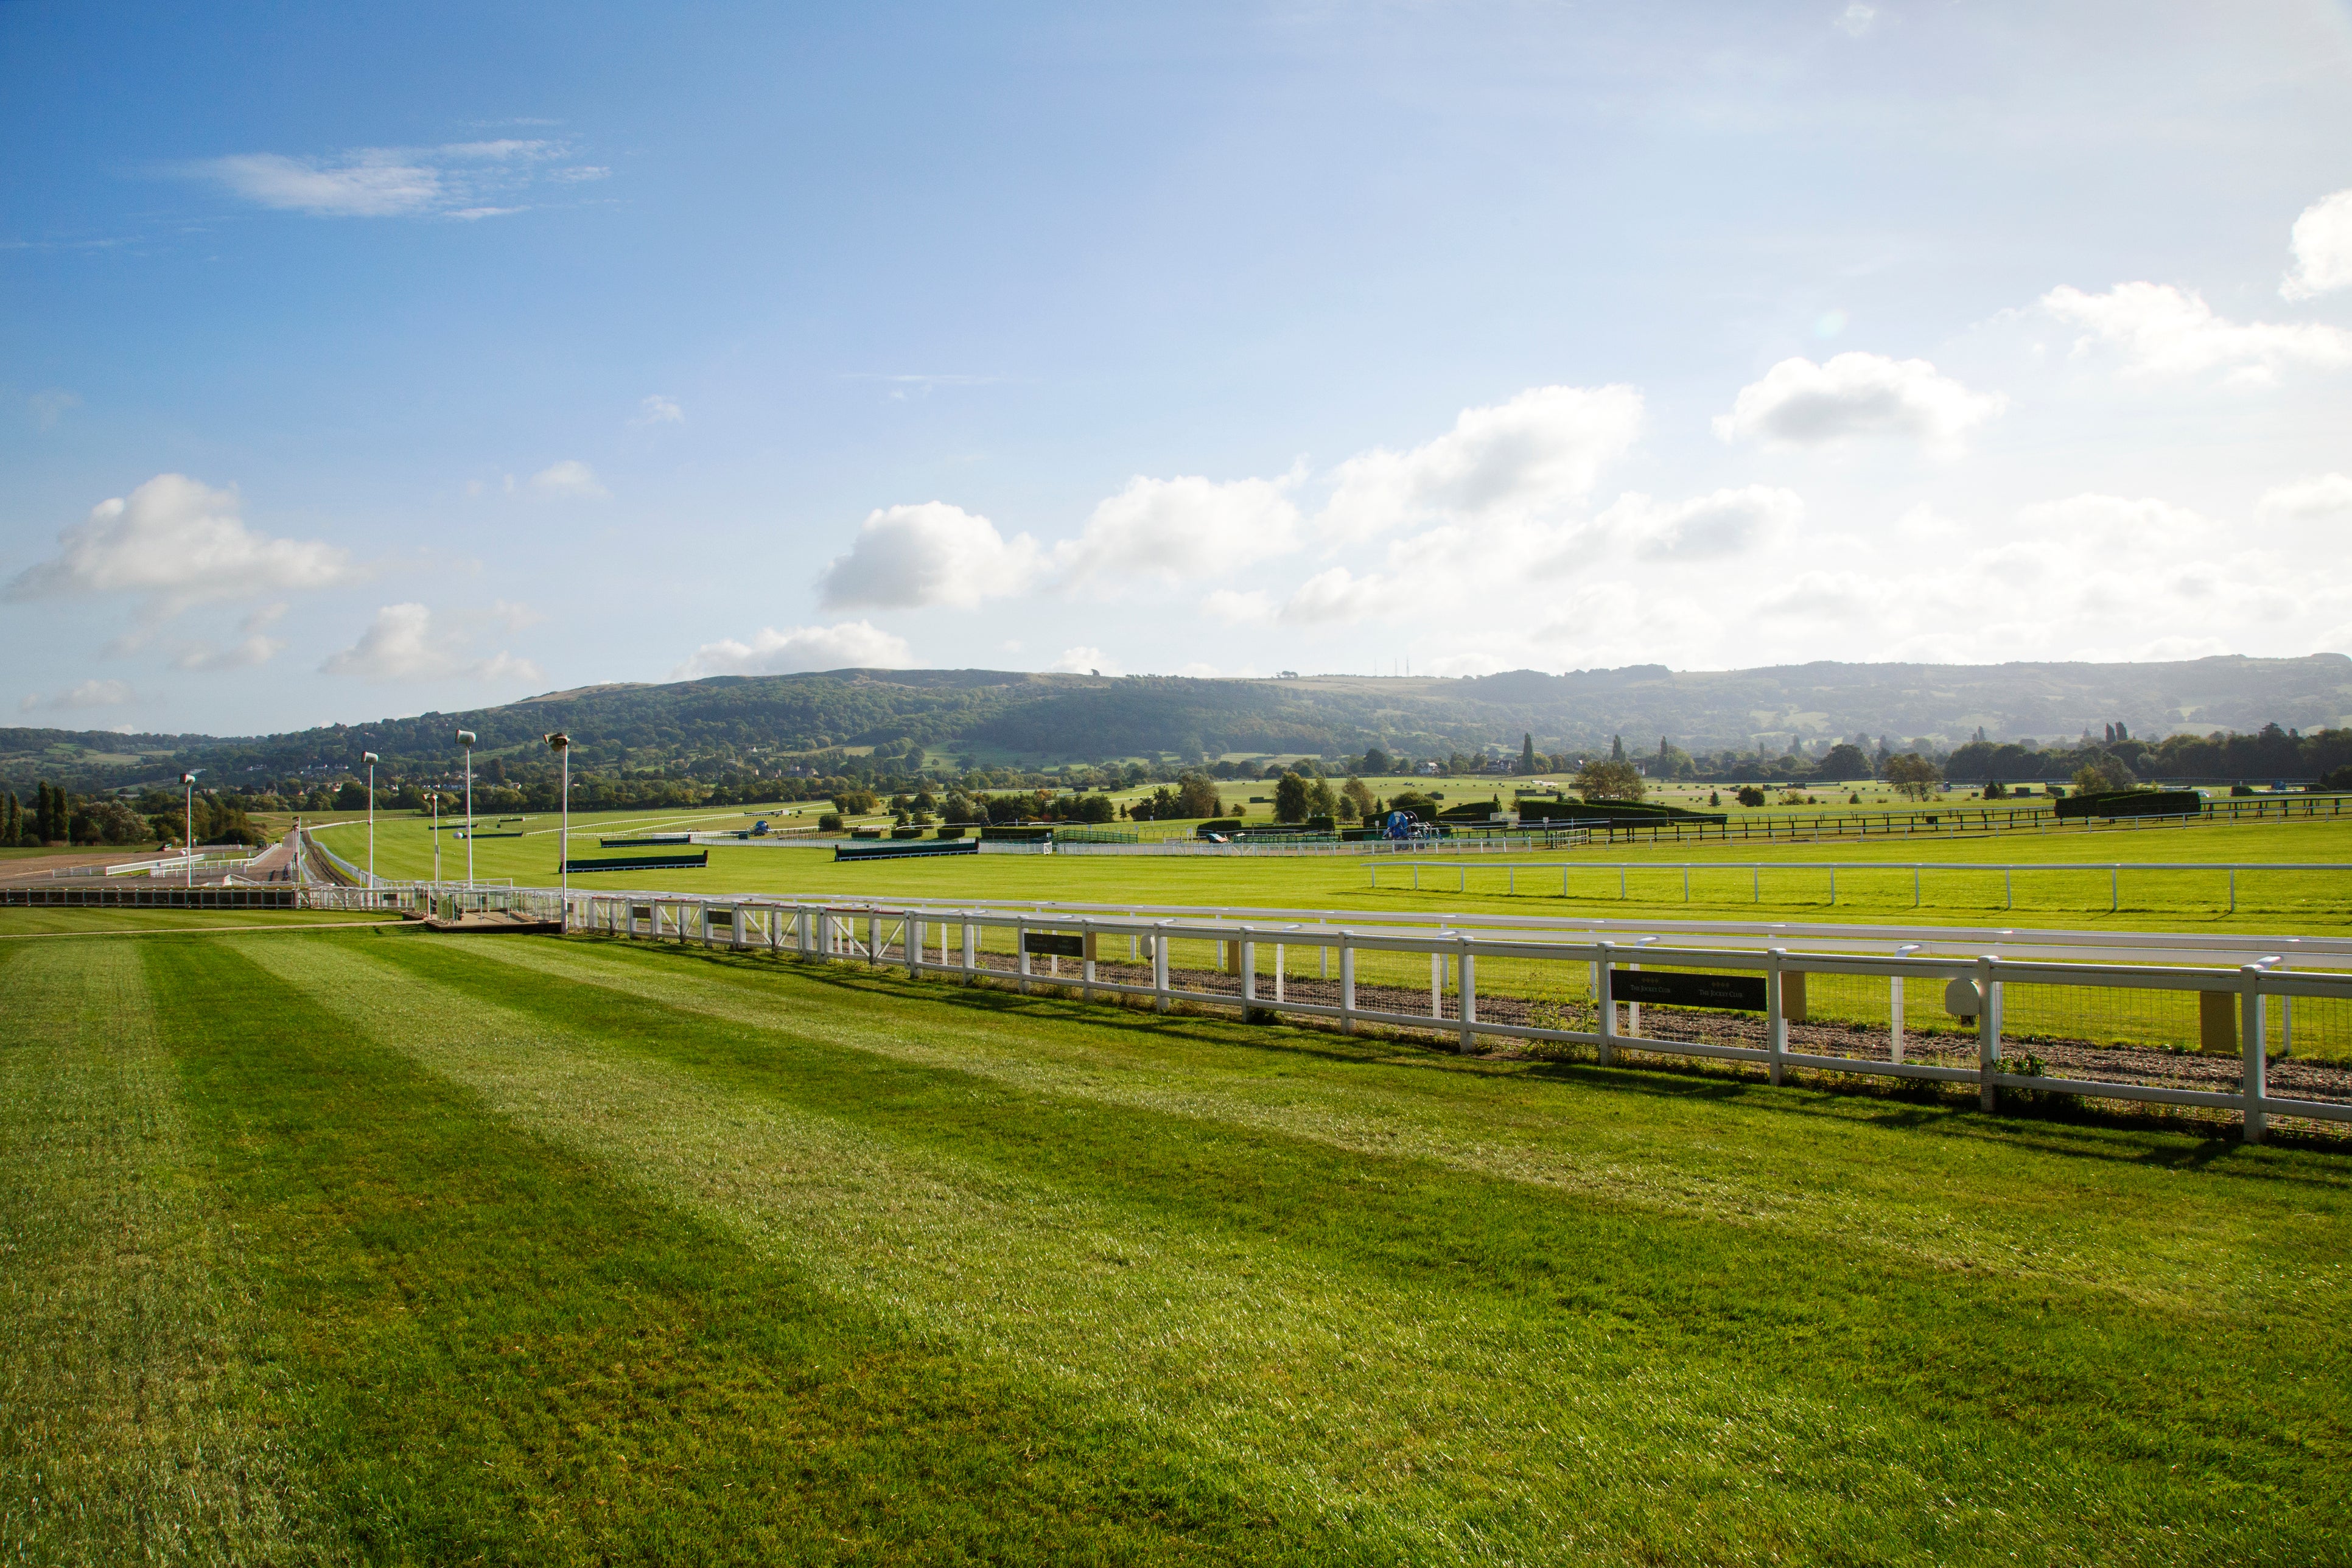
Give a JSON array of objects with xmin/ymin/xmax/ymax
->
[{"xmin": 4, "ymin": 653, "xmax": 2348, "ymax": 791}]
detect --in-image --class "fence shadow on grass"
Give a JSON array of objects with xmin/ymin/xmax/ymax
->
[{"xmin": 597, "ymin": 935, "xmax": 2352, "ymax": 1164}]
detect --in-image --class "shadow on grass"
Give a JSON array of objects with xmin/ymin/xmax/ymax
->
[{"xmin": 558, "ymin": 933, "xmax": 2352, "ymax": 1167}]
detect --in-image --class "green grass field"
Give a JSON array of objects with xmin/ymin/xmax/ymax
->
[
  {"xmin": 313, "ymin": 811, "xmax": 2352, "ymax": 934},
  {"xmin": 5, "ymin": 912, "xmax": 2349, "ymax": 1564}
]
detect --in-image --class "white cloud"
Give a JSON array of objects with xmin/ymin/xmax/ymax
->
[
  {"xmin": 1597, "ymin": 485, "xmax": 1805, "ymax": 558},
  {"xmin": 674, "ymin": 620, "xmax": 914, "ymax": 677},
  {"xmin": 5, "ymin": 474, "xmax": 356, "ymax": 614},
  {"xmin": 634, "ymin": 394, "xmax": 685, "ymax": 426},
  {"xmin": 1833, "ymin": 4, "xmax": 1877, "ymax": 38},
  {"xmin": 197, "ymin": 152, "xmax": 441, "ymax": 216},
  {"xmin": 1320, "ymin": 384, "xmax": 1642, "ymax": 537},
  {"xmin": 1202, "ymin": 588, "xmax": 1276, "ymax": 625},
  {"xmin": 171, "ymin": 603, "xmax": 288, "ymax": 671},
  {"xmin": 1057, "ymin": 471, "xmax": 1303, "ymax": 587},
  {"xmin": 2283, "ymin": 189, "xmax": 2352, "ymax": 299},
  {"xmin": 1044, "ymin": 646, "xmax": 1117, "ymax": 674},
  {"xmin": 183, "ymin": 139, "xmax": 562, "ymax": 219},
  {"xmin": 320, "ymin": 603, "xmax": 542, "ymax": 684},
  {"xmin": 1713, "ymin": 352, "xmax": 2003, "ymax": 450},
  {"xmin": 529, "ymin": 460, "xmax": 607, "ymax": 499},
  {"xmin": 2042, "ymin": 282, "xmax": 2352, "ymax": 383},
  {"xmin": 2257, "ymin": 472, "xmax": 2352, "ymax": 522},
  {"xmin": 18, "ymin": 677, "xmax": 135, "ymax": 713},
  {"xmin": 1754, "ymin": 570, "xmax": 1880, "ymax": 620},
  {"xmin": 1278, "ymin": 565, "xmax": 1413, "ymax": 625},
  {"xmin": 816, "ymin": 503, "xmax": 1044, "ymax": 610}
]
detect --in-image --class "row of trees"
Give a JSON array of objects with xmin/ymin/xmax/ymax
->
[
  {"xmin": 1944, "ymin": 723, "xmax": 2352, "ymax": 785},
  {"xmin": 0, "ymin": 782, "xmax": 265, "ymax": 847}
]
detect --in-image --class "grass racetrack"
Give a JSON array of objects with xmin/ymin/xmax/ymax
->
[
  {"xmin": 7, "ymin": 914, "xmax": 2351, "ymax": 1563},
  {"xmin": 312, "ymin": 811, "xmax": 2352, "ymax": 934}
]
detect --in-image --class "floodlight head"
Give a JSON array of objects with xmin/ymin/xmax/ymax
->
[
  {"xmin": 180, "ymin": 771, "xmax": 200, "ymax": 785},
  {"xmin": 544, "ymin": 731, "xmax": 569, "ymax": 752},
  {"xmin": 362, "ymin": 751, "xmax": 379, "ymax": 765},
  {"xmin": 455, "ymin": 729, "xmax": 477, "ymax": 747}
]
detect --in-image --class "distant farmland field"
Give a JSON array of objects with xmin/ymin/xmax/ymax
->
[{"xmin": 7, "ymin": 915, "xmax": 2351, "ymax": 1564}]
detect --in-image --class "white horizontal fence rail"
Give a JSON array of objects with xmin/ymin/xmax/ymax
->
[
  {"xmin": 93, "ymin": 849, "xmax": 260, "ymax": 879},
  {"xmin": 301, "ymin": 877, "xmax": 2352, "ymax": 973},
  {"xmin": 1372, "ymin": 858, "xmax": 2352, "ymax": 914},
  {"xmin": 526, "ymin": 884, "xmax": 2352, "ymax": 1143},
  {"xmin": 300, "ymin": 830, "xmax": 371, "ymax": 887}
]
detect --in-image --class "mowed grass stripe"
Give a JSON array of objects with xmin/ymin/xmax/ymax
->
[
  {"xmin": 151, "ymin": 935, "xmax": 1357, "ymax": 1566},
  {"xmin": 268, "ymin": 933, "xmax": 2352, "ymax": 1563},
  {"xmin": 239, "ymin": 936, "xmax": 1556, "ymax": 1560},
  {"xmin": 0, "ymin": 942, "xmax": 333, "ymax": 1566},
  {"xmin": 469, "ymin": 933, "xmax": 2344, "ymax": 1318}
]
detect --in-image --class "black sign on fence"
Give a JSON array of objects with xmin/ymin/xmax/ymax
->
[
  {"xmin": 1609, "ymin": 968, "xmax": 1766, "ymax": 1012},
  {"xmin": 1022, "ymin": 931, "xmax": 1086, "ymax": 958}
]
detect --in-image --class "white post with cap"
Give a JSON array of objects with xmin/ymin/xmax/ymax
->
[
  {"xmin": 180, "ymin": 771, "xmax": 200, "ymax": 886},
  {"xmin": 455, "ymin": 729, "xmax": 477, "ymax": 889},
  {"xmin": 544, "ymin": 732, "xmax": 569, "ymax": 927},
  {"xmin": 362, "ymin": 752, "xmax": 378, "ymax": 889}
]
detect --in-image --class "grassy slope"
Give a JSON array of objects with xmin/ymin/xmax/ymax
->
[
  {"xmin": 6, "ymin": 920, "xmax": 2350, "ymax": 1563},
  {"xmin": 0, "ymin": 908, "xmax": 398, "ymax": 938},
  {"xmin": 315, "ymin": 814, "xmax": 2352, "ymax": 934}
]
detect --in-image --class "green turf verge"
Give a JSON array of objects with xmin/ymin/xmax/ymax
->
[
  {"xmin": 11, "ymin": 922, "xmax": 2352, "ymax": 1564},
  {"xmin": 140, "ymin": 936, "xmax": 1377, "ymax": 1565},
  {"xmin": 248, "ymin": 932, "xmax": 2352, "ymax": 1563}
]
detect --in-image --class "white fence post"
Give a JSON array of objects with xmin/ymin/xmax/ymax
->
[
  {"xmin": 1241, "ymin": 931, "xmax": 1258, "ymax": 1021},
  {"xmin": 2242, "ymin": 965, "xmax": 2267, "ymax": 1144},
  {"xmin": 1340, "ymin": 933, "xmax": 1356, "ymax": 1034},
  {"xmin": 1597, "ymin": 942, "xmax": 1616, "ymax": 1067},
  {"xmin": 908, "ymin": 915, "xmax": 923, "ymax": 979},
  {"xmin": 1458, "ymin": 937, "xmax": 1476, "ymax": 1054},
  {"xmin": 1765, "ymin": 948, "xmax": 1786, "ymax": 1086},
  {"xmin": 1017, "ymin": 916, "xmax": 1031, "ymax": 993},
  {"xmin": 1977, "ymin": 955, "xmax": 2001, "ymax": 1111},
  {"xmin": 1153, "ymin": 923, "xmax": 1171, "ymax": 1012}
]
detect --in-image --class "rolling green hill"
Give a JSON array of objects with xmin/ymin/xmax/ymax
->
[{"xmin": 6, "ymin": 652, "xmax": 2351, "ymax": 793}]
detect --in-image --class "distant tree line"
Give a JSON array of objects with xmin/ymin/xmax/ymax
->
[{"xmin": 0, "ymin": 780, "xmax": 264, "ymax": 847}]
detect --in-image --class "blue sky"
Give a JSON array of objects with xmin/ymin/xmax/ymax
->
[{"xmin": 5, "ymin": 1, "xmax": 2352, "ymax": 735}]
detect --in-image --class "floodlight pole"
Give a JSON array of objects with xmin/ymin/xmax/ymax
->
[
  {"xmin": 456, "ymin": 729, "xmax": 477, "ymax": 888},
  {"xmin": 362, "ymin": 751, "xmax": 379, "ymax": 889},
  {"xmin": 430, "ymin": 790, "xmax": 442, "ymax": 883},
  {"xmin": 545, "ymin": 732, "xmax": 570, "ymax": 929},
  {"xmin": 180, "ymin": 771, "xmax": 200, "ymax": 886}
]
